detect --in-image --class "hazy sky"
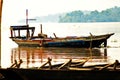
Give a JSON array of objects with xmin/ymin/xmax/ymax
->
[{"xmin": 2, "ymin": 0, "xmax": 120, "ymax": 24}]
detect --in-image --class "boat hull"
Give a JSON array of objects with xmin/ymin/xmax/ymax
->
[
  {"xmin": 11, "ymin": 33, "xmax": 114, "ymax": 48},
  {"xmin": 44, "ymin": 39, "xmax": 106, "ymax": 47},
  {"xmin": 13, "ymin": 38, "xmax": 106, "ymax": 48},
  {"xmin": 0, "ymin": 68, "xmax": 120, "ymax": 80}
]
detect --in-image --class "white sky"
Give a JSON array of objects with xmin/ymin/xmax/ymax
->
[{"xmin": 2, "ymin": 0, "xmax": 120, "ymax": 24}]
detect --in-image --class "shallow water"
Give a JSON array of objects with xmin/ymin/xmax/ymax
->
[{"xmin": 1, "ymin": 22, "xmax": 120, "ymax": 68}]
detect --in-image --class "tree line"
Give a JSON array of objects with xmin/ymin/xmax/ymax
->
[{"xmin": 59, "ymin": 6, "xmax": 120, "ymax": 22}]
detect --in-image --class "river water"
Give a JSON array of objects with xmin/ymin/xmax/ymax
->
[{"xmin": 1, "ymin": 22, "xmax": 120, "ymax": 68}]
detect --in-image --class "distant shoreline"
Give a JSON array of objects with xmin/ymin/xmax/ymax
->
[{"xmin": 19, "ymin": 6, "xmax": 120, "ymax": 23}]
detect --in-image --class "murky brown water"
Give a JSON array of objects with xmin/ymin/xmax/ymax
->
[{"xmin": 10, "ymin": 47, "xmax": 112, "ymax": 68}]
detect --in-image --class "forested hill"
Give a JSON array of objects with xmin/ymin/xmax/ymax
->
[
  {"xmin": 19, "ymin": 6, "xmax": 120, "ymax": 23},
  {"xmin": 59, "ymin": 6, "xmax": 120, "ymax": 22}
]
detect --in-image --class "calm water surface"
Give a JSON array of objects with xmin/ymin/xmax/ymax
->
[{"xmin": 1, "ymin": 22, "xmax": 120, "ymax": 68}]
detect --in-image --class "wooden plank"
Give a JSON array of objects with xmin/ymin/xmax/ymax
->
[{"xmin": 69, "ymin": 67, "xmax": 93, "ymax": 71}]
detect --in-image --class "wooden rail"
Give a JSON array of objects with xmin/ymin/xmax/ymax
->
[{"xmin": 0, "ymin": 0, "xmax": 3, "ymax": 68}]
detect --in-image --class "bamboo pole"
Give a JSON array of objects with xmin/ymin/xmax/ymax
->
[
  {"xmin": 26, "ymin": 9, "xmax": 28, "ymax": 25},
  {"xmin": 0, "ymin": 0, "xmax": 3, "ymax": 68},
  {"xmin": 26, "ymin": 9, "xmax": 30, "ymax": 39},
  {"xmin": 40, "ymin": 24, "xmax": 42, "ymax": 34},
  {"xmin": 89, "ymin": 33, "xmax": 93, "ymax": 59}
]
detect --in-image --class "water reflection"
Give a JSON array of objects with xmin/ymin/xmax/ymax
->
[{"xmin": 11, "ymin": 47, "xmax": 109, "ymax": 68}]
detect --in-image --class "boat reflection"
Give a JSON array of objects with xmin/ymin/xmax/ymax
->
[{"xmin": 11, "ymin": 47, "xmax": 109, "ymax": 68}]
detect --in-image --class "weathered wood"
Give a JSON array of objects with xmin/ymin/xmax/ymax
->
[
  {"xmin": 10, "ymin": 60, "xmax": 18, "ymax": 68},
  {"xmin": 113, "ymin": 60, "xmax": 119, "ymax": 70},
  {"xmin": 39, "ymin": 57, "xmax": 52, "ymax": 69},
  {"xmin": 69, "ymin": 67, "xmax": 93, "ymax": 71},
  {"xmin": 104, "ymin": 39, "xmax": 107, "ymax": 47},
  {"xmin": 10, "ymin": 59, "xmax": 23, "ymax": 68},
  {"xmin": 10, "ymin": 24, "xmax": 114, "ymax": 48},
  {"xmin": 1, "ymin": 59, "xmax": 120, "ymax": 80},
  {"xmin": 16, "ymin": 59, "xmax": 23, "ymax": 68},
  {"xmin": 58, "ymin": 59, "xmax": 72, "ymax": 69},
  {"xmin": 1, "ymin": 68, "xmax": 120, "ymax": 80},
  {"xmin": 99, "ymin": 60, "xmax": 119, "ymax": 70},
  {"xmin": 99, "ymin": 64, "xmax": 114, "ymax": 70},
  {"xmin": 70, "ymin": 58, "xmax": 89, "ymax": 67}
]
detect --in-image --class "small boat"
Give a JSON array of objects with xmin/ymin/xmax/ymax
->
[{"xmin": 9, "ymin": 24, "xmax": 114, "ymax": 48}]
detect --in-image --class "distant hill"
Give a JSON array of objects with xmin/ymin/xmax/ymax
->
[
  {"xmin": 59, "ymin": 6, "xmax": 120, "ymax": 22},
  {"xmin": 19, "ymin": 6, "xmax": 120, "ymax": 23}
]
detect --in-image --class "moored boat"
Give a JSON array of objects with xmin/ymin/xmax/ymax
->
[
  {"xmin": 1, "ymin": 68, "xmax": 120, "ymax": 80},
  {"xmin": 9, "ymin": 24, "xmax": 114, "ymax": 48}
]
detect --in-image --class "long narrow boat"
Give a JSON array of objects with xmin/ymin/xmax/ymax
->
[
  {"xmin": 0, "ymin": 59, "xmax": 120, "ymax": 80},
  {"xmin": 9, "ymin": 24, "xmax": 114, "ymax": 48},
  {"xmin": 0, "ymin": 68, "xmax": 120, "ymax": 80}
]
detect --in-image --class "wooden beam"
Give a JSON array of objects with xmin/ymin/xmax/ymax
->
[
  {"xmin": 58, "ymin": 59, "xmax": 72, "ymax": 69},
  {"xmin": 0, "ymin": 0, "xmax": 3, "ymax": 68}
]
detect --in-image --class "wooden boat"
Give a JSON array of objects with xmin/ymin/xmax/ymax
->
[
  {"xmin": 1, "ymin": 59, "xmax": 120, "ymax": 80},
  {"xmin": 0, "ymin": 68, "xmax": 120, "ymax": 80},
  {"xmin": 9, "ymin": 24, "xmax": 114, "ymax": 48}
]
